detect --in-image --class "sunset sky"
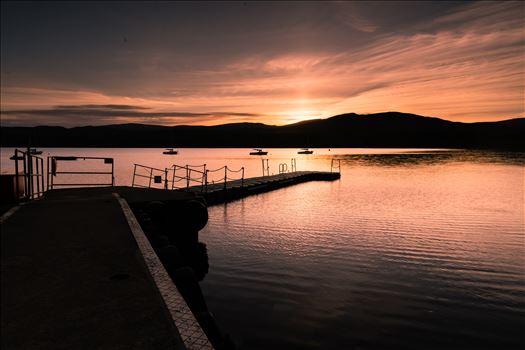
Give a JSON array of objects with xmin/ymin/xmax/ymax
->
[{"xmin": 1, "ymin": 1, "xmax": 524, "ymax": 127}]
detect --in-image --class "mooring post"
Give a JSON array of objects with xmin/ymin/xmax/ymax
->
[{"xmin": 164, "ymin": 168, "xmax": 168, "ymax": 190}]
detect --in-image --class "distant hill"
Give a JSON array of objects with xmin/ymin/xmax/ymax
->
[{"xmin": 1, "ymin": 112, "xmax": 524, "ymax": 149}]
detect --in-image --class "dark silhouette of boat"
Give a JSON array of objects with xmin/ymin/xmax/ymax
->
[
  {"xmin": 298, "ymin": 148, "xmax": 313, "ymax": 154},
  {"xmin": 29, "ymin": 148, "xmax": 43, "ymax": 155},
  {"xmin": 162, "ymin": 148, "xmax": 178, "ymax": 155},
  {"xmin": 249, "ymin": 148, "xmax": 268, "ymax": 155}
]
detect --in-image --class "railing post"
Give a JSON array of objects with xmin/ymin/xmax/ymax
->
[
  {"xmin": 148, "ymin": 167, "xmax": 153, "ymax": 188},
  {"xmin": 186, "ymin": 165, "xmax": 190, "ymax": 189},
  {"xmin": 224, "ymin": 166, "xmax": 227, "ymax": 190},
  {"xmin": 132, "ymin": 164, "xmax": 137, "ymax": 187},
  {"xmin": 111, "ymin": 159, "xmax": 115, "ymax": 186},
  {"xmin": 40, "ymin": 158, "xmax": 44, "ymax": 196},
  {"xmin": 241, "ymin": 167, "xmax": 244, "ymax": 187},
  {"xmin": 14, "ymin": 150, "xmax": 20, "ymax": 199},
  {"xmin": 164, "ymin": 168, "xmax": 168, "ymax": 190},
  {"xmin": 171, "ymin": 166, "xmax": 176, "ymax": 190},
  {"xmin": 22, "ymin": 150, "xmax": 27, "ymax": 199},
  {"xmin": 205, "ymin": 170, "xmax": 208, "ymax": 193},
  {"xmin": 35, "ymin": 159, "xmax": 40, "ymax": 199}
]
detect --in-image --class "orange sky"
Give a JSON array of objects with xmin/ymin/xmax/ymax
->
[{"xmin": 1, "ymin": 1, "xmax": 524, "ymax": 127}]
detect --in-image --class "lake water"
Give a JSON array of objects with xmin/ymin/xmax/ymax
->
[{"xmin": 1, "ymin": 148, "xmax": 524, "ymax": 349}]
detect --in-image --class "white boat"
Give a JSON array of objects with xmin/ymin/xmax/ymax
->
[
  {"xmin": 297, "ymin": 148, "xmax": 313, "ymax": 154},
  {"xmin": 162, "ymin": 148, "xmax": 178, "ymax": 155},
  {"xmin": 249, "ymin": 148, "xmax": 268, "ymax": 155}
]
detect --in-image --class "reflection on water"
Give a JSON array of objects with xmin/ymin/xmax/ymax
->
[
  {"xmin": 197, "ymin": 151, "xmax": 524, "ymax": 350},
  {"xmin": 329, "ymin": 150, "xmax": 525, "ymax": 167}
]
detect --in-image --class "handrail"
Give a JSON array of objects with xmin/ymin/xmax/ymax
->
[
  {"xmin": 12, "ymin": 148, "xmax": 45, "ymax": 200},
  {"xmin": 133, "ymin": 163, "xmax": 245, "ymax": 192},
  {"xmin": 49, "ymin": 156, "xmax": 114, "ymax": 190}
]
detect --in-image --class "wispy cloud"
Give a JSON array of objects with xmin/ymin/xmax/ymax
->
[
  {"xmin": 1, "ymin": 1, "xmax": 523, "ymax": 126},
  {"xmin": 0, "ymin": 104, "xmax": 262, "ymax": 126}
]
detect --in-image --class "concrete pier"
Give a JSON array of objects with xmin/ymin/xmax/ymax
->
[{"xmin": 1, "ymin": 187, "xmax": 211, "ymax": 350}]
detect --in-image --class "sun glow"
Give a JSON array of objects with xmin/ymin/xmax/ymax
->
[{"xmin": 283, "ymin": 110, "xmax": 323, "ymax": 124}]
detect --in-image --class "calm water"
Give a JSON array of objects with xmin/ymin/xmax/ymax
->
[{"xmin": 1, "ymin": 148, "xmax": 524, "ymax": 349}]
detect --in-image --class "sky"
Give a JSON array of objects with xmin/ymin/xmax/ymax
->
[{"xmin": 1, "ymin": 1, "xmax": 524, "ymax": 127}]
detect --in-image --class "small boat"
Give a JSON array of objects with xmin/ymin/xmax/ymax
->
[
  {"xmin": 162, "ymin": 148, "xmax": 178, "ymax": 155},
  {"xmin": 298, "ymin": 148, "xmax": 313, "ymax": 154},
  {"xmin": 249, "ymin": 148, "xmax": 268, "ymax": 155},
  {"xmin": 29, "ymin": 148, "xmax": 43, "ymax": 155}
]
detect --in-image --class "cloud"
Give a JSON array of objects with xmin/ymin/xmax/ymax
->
[
  {"xmin": 0, "ymin": 104, "xmax": 262, "ymax": 126},
  {"xmin": 1, "ymin": 1, "xmax": 523, "ymax": 126}
]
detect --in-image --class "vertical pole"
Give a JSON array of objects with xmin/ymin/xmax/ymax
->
[
  {"xmin": 164, "ymin": 168, "xmax": 168, "ymax": 190},
  {"xmin": 132, "ymin": 164, "xmax": 137, "ymax": 187},
  {"xmin": 22, "ymin": 150, "xmax": 27, "ymax": 199},
  {"xmin": 186, "ymin": 165, "xmax": 190, "ymax": 189},
  {"xmin": 241, "ymin": 167, "xmax": 244, "ymax": 188},
  {"xmin": 35, "ymin": 159, "xmax": 40, "ymax": 198},
  {"xmin": 148, "ymin": 167, "xmax": 153, "ymax": 188},
  {"xmin": 205, "ymin": 170, "xmax": 208, "ymax": 193},
  {"xmin": 46, "ymin": 156, "xmax": 49, "ymax": 191},
  {"xmin": 223, "ymin": 166, "xmax": 227, "ymax": 190},
  {"xmin": 171, "ymin": 166, "xmax": 176, "ymax": 190},
  {"xmin": 50, "ymin": 157, "xmax": 54, "ymax": 190},
  {"xmin": 40, "ymin": 158, "xmax": 44, "ymax": 196},
  {"xmin": 262, "ymin": 159, "xmax": 264, "ymax": 176},
  {"xmin": 14, "ymin": 150, "xmax": 20, "ymax": 200},
  {"xmin": 201, "ymin": 164, "xmax": 207, "ymax": 192}
]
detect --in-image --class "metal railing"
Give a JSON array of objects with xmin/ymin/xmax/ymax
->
[
  {"xmin": 11, "ymin": 148, "xmax": 45, "ymax": 200},
  {"xmin": 48, "ymin": 156, "xmax": 114, "ymax": 190},
  {"xmin": 204, "ymin": 165, "xmax": 244, "ymax": 191},
  {"xmin": 132, "ymin": 164, "xmax": 170, "ymax": 189},
  {"xmin": 331, "ymin": 159, "xmax": 341, "ymax": 173},
  {"xmin": 172, "ymin": 164, "xmax": 207, "ymax": 190},
  {"xmin": 132, "ymin": 163, "xmax": 245, "ymax": 193}
]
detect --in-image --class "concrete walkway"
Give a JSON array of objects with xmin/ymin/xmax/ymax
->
[{"xmin": 1, "ymin": 190, "xmax": 187, "ymax": 349}]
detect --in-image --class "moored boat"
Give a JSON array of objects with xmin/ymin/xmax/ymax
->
[
  {"xmin": 163, "ymin": 148, "xmax": 178, "ymax": 155},
  {"xmin": 249, "ymin": 148, "xmax": 268, "ymax": 155},
  {"xmin": 298, "ymin": 148, "xmax": 313, "ymax": 154}
]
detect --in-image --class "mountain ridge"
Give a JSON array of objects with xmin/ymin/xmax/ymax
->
[{"xmin": 1, "ymin": 112, "xmax": 523, "ymax": 149}]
